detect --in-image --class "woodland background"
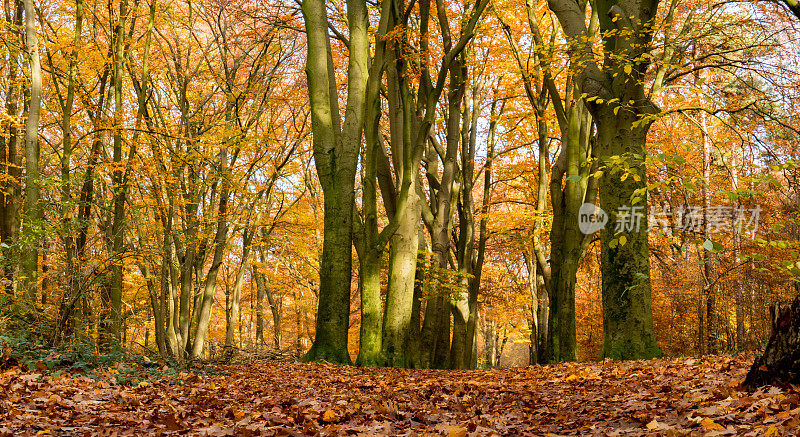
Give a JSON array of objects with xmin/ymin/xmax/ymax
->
[{"xmin": 1, "ymin": 0, "xmax": 800, "ymax": 369}]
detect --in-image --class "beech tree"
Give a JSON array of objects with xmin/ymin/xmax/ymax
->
[
  {"xmin": 545, "ymin": 0, "xmax": 662, "ymax": 359},
  {"xmin": 301, "ymin": 0, "xmax": 368, "ymax": 364}
]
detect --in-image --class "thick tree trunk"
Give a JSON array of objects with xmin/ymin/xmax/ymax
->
[
  {"xmin": 381, "ymin": 192, "xmax": 421, "ymax": 367},
  {"xmin": 546, "ymin": 0, "xmax": 662, "ymax": 362},
  {"xmin": 744, "ymin": 296, "xmax": 800, "ymax": 390},
  {"xmin": 546, "ymin": 96, "xmax": 593, "ymax": 363},
  {"xmin": 301, "ymin": 0, "xmax": 368, "ymax": 364},
  {"xmin": 596, "ymin": 112, "xmax": 662, "ymax": 360},
  {"xmin": 356, "ymin": 248, "xmax": 382, "ymax": 366},
  {"xmin": 404, "ymin": 234, "xmax": 428, "ymax": 368},
  {"xmin": 304, "ymin": 188, "xmax": 356, "ymax": 364}
]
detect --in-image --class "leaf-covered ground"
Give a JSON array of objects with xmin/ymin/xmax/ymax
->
[{"xmin": 1, "ymin": 354, "xmax": 798, "ymax": 435}]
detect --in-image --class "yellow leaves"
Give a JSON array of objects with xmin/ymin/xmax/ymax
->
[
  {"xmin": 700, "ymin": 417, "xmax": 724, "ymax": 431},
  {"xmin": 623, "ymin": 64, "xmax": 632, "ymax": 75},
  {"xmin": 765, "ymin": 424, "xmax": 779, "ymax": 437},
  {"xmin": 322, "ymin": 409, "xmax": 337, "ymax": 422},
  {"xmin": 445, "ymin": 425, "xmax": 468, "ymax": 437}
]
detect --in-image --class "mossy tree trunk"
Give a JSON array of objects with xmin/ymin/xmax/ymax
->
[
  {"xmin": 380, "ymin": 0, "xmax": 488, "ymax": 369},
  {"xmin": 595, "ymin": 110, "xmax": 661, "ymax": 360},
  {"xmin": 548, "ymin": 0, "xmax": 663, "ymax": 361},
  {"xmin": 301, "ymin": 0, "xmax": 369, "ymax": 364}
]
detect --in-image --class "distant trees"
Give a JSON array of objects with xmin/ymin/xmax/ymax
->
[{"xmin": 0, "ymin": 0, "xmax": 307, "ymax": 358}]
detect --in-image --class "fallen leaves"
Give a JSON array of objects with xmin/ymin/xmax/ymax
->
[{"xmin": 0, "ymin": 353, "xmax": 796, "ymax": 435}]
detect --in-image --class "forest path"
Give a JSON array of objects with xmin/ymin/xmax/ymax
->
[{"xmin": 0, "ymin": 354, "xmax": 796, "ymax": 435}]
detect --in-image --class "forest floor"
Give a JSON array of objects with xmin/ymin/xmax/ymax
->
[{"xmin": 0, "ymin": 353, "xmax": 798, "ymax": 436}]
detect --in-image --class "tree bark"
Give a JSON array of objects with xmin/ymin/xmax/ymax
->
[
  {"xmin": 20, "ymin": 0, "xmax": 42, "ymax": 302},
  {"xmin": 0, "ymin": 1, "xmax": 24, "ymax": 296},
  {"xmin": 596, "ymin": 111, "xmax": 661, "ymax": 360},
  {"xmin": 547, "ymin": 0, "xmax": 663, "ymax": 361},
  {"xmin": 744, "ymin": 296, "xmax": 800, "ymax": 390},
  {"xmin": 301, "ymin": 0, "xmax": 368, "ymax": 364},
  {"xmin": 190, "ymin": 148, "xmax": 230, "ymax": 359}
]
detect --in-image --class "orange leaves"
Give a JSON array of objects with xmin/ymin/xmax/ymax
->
[
  {"xmin": 0, "ymin": 355, "xmax": 798, "ymax": 434},
  {"xmin": 321, "ymin": 409, "xmax": 337, "ymax": 422}
]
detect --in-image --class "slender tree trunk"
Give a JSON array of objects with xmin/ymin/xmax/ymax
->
[
  {"xmin": 0, "ymin": 2, "xmax": 23, "ymax": 296},
  {"xmin": 105, "ymin": 0, "xmax": 129, "ymax": 348},
  {"xmin": 224, "ymin": 229, "xmax": 256, "ymax": 357},
  {"xmin": 20, "ymin": 0, "xmax": 42, "ymax": 302},
  {"xmin": 254, "ymin": 264, "xmax": 266, "ymax": 349},
  {"xmin": 731, "ymin": 142, "xmax": 745, "ymax": 349},
  {"xmin": 484, "ymin": 319, "xmax": 496, "ymax": 368},
  {"xmin": 190, "ymin": 149, "xmax": 230, "ymax": 359},
  {"xmin": 58, "ymin": 0, "xmax": 83, "ymax": 334},
  {"xmin": 257, "ymin": 244, "xmax": 282, "ymax": 350},
  {"xmin": 454, "ymin": 79, "xmax": 479, "ymax": 370},
  {"xmin": 468, "ymin": 90, "xmax": 495, "ymax": 368},
  {"xmin": 700, "ymin": 110, "xmax": 717, "ymax": 354},
  {"xmin": 425, "ymin": 58, "xmax": 466, "ymax": 369}
]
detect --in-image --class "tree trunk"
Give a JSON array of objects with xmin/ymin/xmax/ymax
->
[
  {"xmin": 700, "ymin": 110, "xmax": 717, "ymax": 354},
  {"xmin": 357, "ymin": 251, "xmax": 382, "ymax": 365},
  {"xmin": 547, "ymin": 0, "xmax": 662, "ymax": 362},
  {"xmin": 484, "ymin": 319, "xmax": 496, "ymax": 368},
  {"xmin": 404, "ymin": 234, "xmax": 428, "ymax": 368},
  {"xmin": 744, "ymin": 296, "xmax": 800, "ymax": 390},
  {"xmin": 20, "ymin": 0, "xmax": 42, "ymax": 302},
  {"xmin": 190, "ymin": 148, "xmax": 230, "ymax": 359},
  {"xmin": 596, "ymin": 111, "xmax": 661, "ymax": 360},
  {"xmin": 381, "ymin": 190, "xmax": 421, "ymax": 366},
  {"xmin": 0, "ymin": 1, "xmax": 23, "ymax": 297},
  {"xmin": 105, "ymin": 0, "xmax": 129, "ymax": 348},
  {"xmin": 254, "ymin": 265, "xmax": 266, "ymax": 349},
  {"xmin": 301, "ymin": 0, "xmax": 368, "ymax": 365},
  {"xmin": 224, "ymin": 229, "xmax": 256, "ymax": 357}
]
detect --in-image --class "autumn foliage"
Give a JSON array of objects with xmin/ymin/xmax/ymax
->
[{"xmin": 1, "ymin": 0, "xmax": 800, "ymax": 431}]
